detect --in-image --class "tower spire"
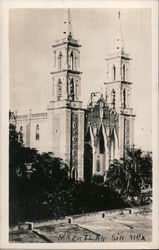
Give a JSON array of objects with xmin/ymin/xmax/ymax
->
[
  {"xmin": 62, "ymin": 9, "xmax": 73, "ymax": 39},
  {"xmin": 116, "ymin": 10, "xmax": 124, "ymax": 52}
]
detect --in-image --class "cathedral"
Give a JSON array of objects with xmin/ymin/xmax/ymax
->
[{"xmin": 12, "ymin": 9, "xmax": 135, "ymax": 181}]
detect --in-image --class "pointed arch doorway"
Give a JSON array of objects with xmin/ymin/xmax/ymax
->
[{"xmin": 84, "ymin": 143, "xmax": 93, "ymax": 182}]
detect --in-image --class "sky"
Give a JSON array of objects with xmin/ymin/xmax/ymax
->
[{"xmin": 9, "ymin": 8, "xmax": 152, "ymax": 151}]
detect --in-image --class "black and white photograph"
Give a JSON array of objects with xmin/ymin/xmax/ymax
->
[{"xmin": 0, "ymin": 0, "xmax": 158, "ymax": 249}]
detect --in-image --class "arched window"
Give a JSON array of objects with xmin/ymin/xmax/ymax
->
[
  {"xmin": 36, "ymin": 124, "xmax": 40, "ymax": 140},
  {"xmin": 127, "ymin": 89, "xmax": 130, "ymax": 106},
  {"xmin": 19, "ymin": 126, "xmax": 23, "ymax": 142},
  {"xmin": 99, "ymin": 136, "xmax": 105, "ymax": 154},
  {"xmin": 123, "ymin": 64, "xmax": 126, "ymax": 81},
  {"xmin": 123, "ymin": 89, "xmax": 126, "ymax": 108},
  {"xmin": 96, "ymin": 159, "xmax": 100, "ymax": 172},
  {"xmin": 110, "ymin": 134, "xmax": 115, "ymax": 160},
  {"xmin": 70, "ymin": 51, "xmax": 74, "ymax": 70},
  {"xmin": 113, "ymin": 65, "xmax": 116, "ymax": 81},
  {"xmin": 58, "ymin": 51, "xmax": 62, "ymax": 70},
  {"xmin": 111, "ymin": 89, "xmax": 115, "ymax": 105},
  {"xmin": 52, "ymin": 78, "xmax": 54, "ymax": 96},
  {"xmin": 54, "ymin": 51, "xmax": 56, "ymax": 67},
  {"xmin": 57, "ymin": 79, "xmax": 62, "ymax": 100},
  {"xmin": 70, "ymin": 78, "xmax": 74, "ymax": 100},
  {"xmin": 75, "ymin": 54, "xmax": 78, "ymax": 70}
]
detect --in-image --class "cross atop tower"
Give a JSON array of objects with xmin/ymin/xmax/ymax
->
[
  {"xmin": 118, "ymin": 10, "xmax": 120, "ymax": 19},
  {"xmin": 116, "ymin": 10, "xmax": 124, "ymax": 53},
  {"xmin": 62, "ymin": 9, "xmax": 73, "ymax": 39}
]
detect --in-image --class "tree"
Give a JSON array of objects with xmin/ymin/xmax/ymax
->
[
  {"xmin": 138, "ymin": 152, "xmax": 152, "ymax": 187},
  {"xmin": 92, "ymin": 175, "xmax": 104, "ymax": 184},
  {"xmin": 9, "ymin": 121, "xmax": 70, "ymax": 224},
  {"xmin": 9, "ymin": 123, "xmax": 24, "ymax": 225},
  {"xmin": 105, "ymin": 148, "xmax": 152, "ymax": 206}
]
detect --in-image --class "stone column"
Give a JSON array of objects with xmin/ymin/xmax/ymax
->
[
  {"xmin": 114, "ymin": 127, "xmax": 119, "ymax": 160},
  {"xmin": 105, "ymin": 150, "xmax": 109, "ymax": 172},
  {"xmin": 77, "ymin": 110, "xmax": 84, "ymax": 180}
]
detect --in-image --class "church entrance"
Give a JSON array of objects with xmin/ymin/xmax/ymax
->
[{"xmin": 84, "ymin": 143, "xmax": 93, "ymax": 182}]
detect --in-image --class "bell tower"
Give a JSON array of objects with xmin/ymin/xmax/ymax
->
[
  {"xmin": 104, "ymin": 11, "xmax": 135, "ymax": 158},
  {"xmin": 48, "ymin": 9, "xmax": 84, "ymax": 180},
  {"xmin": 50, "ymin": 9, "xmax": 82, "ymax": 106}
]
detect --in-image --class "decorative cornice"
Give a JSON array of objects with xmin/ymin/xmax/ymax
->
[
  {"xmin": 50, "ymin": 69, "xmax": 82, "ymax": 75},
  {"xmin": 104, "ymin": 80, "xmax": 133, "ymax": 85}
]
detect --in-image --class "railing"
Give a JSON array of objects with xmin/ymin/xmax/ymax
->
[
  {"xmin": 17, "ymin": 112, "xmax": 48, "ymax": 120},
  {"xmin": 31, "ymin": 112, "xmax": 47, "ymax": 118},
  {"xmin": 17, "ymin": 115, "xmax": 28, "ymax": 119}
]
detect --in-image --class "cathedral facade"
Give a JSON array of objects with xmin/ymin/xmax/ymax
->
[{"xmin": 12, "ymin": 9, "xmax": 135, "ymax": 181}]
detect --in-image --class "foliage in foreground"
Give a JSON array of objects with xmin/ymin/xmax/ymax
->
[
  {"xmin": 105, "ymin": 149, "xmax": 152, "ymax": 206},
  {"xmin": 9, "ymin": 123, "xmax": 124, "ymax": 226}
]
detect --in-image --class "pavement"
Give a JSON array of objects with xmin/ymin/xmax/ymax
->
[{"xmin": 9, "ymin": 205, "xmax": 152, "ymax": 243}]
